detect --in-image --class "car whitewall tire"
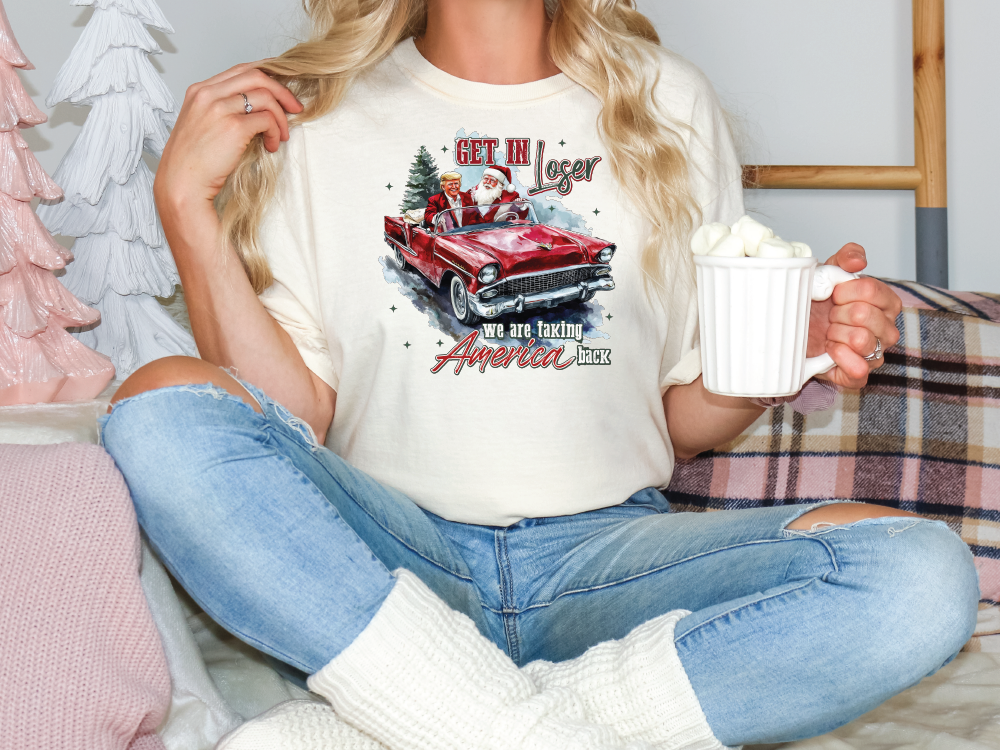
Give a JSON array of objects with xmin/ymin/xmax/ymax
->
[
  {"xmin": 449, "ymin": 275, "xmax": 480, "ymax": 326},
  {"xmin": 393, "ymin": 245, "xmax": 410, "ymax": 271}
]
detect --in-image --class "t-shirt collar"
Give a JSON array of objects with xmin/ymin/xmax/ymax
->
[{"xmin": 390, "ymin": 37, "xmax": 576, "ymax": 105}]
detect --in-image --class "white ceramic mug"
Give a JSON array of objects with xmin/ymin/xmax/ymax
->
[{"xmin": 693, "ymin": 255, "xmax": 860, "ymax": 397}]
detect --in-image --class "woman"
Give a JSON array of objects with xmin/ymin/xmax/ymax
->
[{"xmin": 100, "ymin": 1, "xmax": 979, "ymax": 747}]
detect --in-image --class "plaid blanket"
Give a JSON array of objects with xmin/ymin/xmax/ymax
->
[{"xmin": 667, "ymin": 280, "xmax": 1000, "ymax": 605}]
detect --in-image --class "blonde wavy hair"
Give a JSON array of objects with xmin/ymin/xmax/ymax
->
[{"xmin": 217, "ymin": 0, "xmax": 699, "ymax": 297}]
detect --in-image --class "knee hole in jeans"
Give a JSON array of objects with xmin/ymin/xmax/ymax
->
[{"xmin": 785, "ymin": 502, "xmax": 921, "ymax": 532}]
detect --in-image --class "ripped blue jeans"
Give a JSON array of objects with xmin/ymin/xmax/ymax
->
[{"xmin": 99, "ymin": 379, "xmax": 980, "ymax": 746}]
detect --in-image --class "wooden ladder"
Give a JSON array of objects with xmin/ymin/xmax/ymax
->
[{"xmin": 742, "ymin": 0, "xmax": 948, "ymax": 287}]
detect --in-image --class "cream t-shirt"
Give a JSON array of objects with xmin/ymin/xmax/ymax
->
[{"xmin": 258, "ymin": 39, "xmax": 744, "ymax": 525}]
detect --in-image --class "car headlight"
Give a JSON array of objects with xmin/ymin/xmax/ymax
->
[
  {"xmin": 597, "ymin": 245, "xmax": 616, "ymax": 263},
  {"xmin": 478, "ymin": 264, "xmax": 500, "ymax": 284}
]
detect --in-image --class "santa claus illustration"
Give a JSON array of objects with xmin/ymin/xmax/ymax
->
[{"xmin": 470, "ymin": 165, "xmax": 523, "ymax": 223}]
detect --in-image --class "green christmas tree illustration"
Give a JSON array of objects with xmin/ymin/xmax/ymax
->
[{"xmin": 400, "ymin": 145, "xmax": 440, "ymax": 212}]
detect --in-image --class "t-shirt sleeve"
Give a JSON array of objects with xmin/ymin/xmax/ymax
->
[
  {"xmin": 657, "ymin": 53, "xmax": 745, "ymax": 392},
  {"xmin": 257, "ymin": 131, "xmax": 339, "ymax": 391}
]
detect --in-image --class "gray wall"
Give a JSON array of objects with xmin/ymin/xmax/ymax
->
[{"xmin": 10, "ymin": 0, "xmax": 998, "ymax": 292}]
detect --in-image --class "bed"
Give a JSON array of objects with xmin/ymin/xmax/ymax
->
[{"xmin": 3, "ymin": 278, "xmax": 999, "ymax": 749}]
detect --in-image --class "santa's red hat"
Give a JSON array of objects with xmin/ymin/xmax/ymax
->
[{"xmin": 483, "ymin": 165, "xmax": 513, "ymax": 192}]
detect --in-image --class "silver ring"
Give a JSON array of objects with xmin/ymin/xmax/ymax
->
[
  {"xmin": 241, "ymin": 93, "xmax": 253, "ymax": 114},
  {"xmin": 863, "ymin": 337, "xmax": 883, "ymax": 361}
]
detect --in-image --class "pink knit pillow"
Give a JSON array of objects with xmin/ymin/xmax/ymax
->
[{"xmin": 0, "ymin": 443, "xmax": 170, "ymax": 750}]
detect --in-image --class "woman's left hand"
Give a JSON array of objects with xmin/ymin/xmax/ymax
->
[{"xmin": 807, "ymin": 243, "xmax": 902, "ymax": 389}]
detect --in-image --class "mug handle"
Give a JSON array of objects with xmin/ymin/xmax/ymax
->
[{"xmin": 801, "ymin": 265, "xmax": 862, "ymax": 382}]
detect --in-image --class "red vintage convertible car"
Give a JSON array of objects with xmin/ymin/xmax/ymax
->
[{"xmin": 383, "ymin": 201, "xmax": 615, "ymax": 325}]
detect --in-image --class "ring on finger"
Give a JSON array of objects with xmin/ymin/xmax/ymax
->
[
  {"xmin": 240, "ymin": 92, "xmax": 253, "ymax": 114},
  {"xmin": 863, "ymin": 337, "xmax": 883, "ymax": 361}
]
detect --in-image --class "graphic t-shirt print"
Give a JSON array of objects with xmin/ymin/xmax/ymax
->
[{"xmin": 381, "ymin": 130, "xmax": 615, "ymax": 373}]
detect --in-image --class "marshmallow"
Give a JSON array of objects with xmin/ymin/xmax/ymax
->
[
  {"xmin": 791, "ymin": 241, "xmax": 812, "ymax": 258},
  {"xmin": 756, "ymin": 237, "xmax": 796, "ymax": 258},
  {"xmin": 690, "ymin": 222, "xmax": 732, "ymax": 256},
  {"xmin": 707, "ymin": 233, "xmax": 747, "ymax": 257},
  {"xmin": 691, "ymin": 217, "xmax": 817, "ymax": 262},
  {"xmin": 731, "ymin": 215, "xmax": 774, "ymax": 257}
]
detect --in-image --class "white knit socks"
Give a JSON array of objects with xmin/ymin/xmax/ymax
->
[
  {"xmin": 524, "ymin": 614, "xmax": 728, "ymax": 749},
  {"xmin": 306, "ymin": 569, "xmax": 730, "ymax": 750}
]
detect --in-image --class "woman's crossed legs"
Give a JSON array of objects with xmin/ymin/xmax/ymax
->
[{"xmin": 101, "ymin": 360, "xmax": 979, "ymax": 747}]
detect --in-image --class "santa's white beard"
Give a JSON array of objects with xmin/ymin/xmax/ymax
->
[{"xmin": 474, "ymin": 181, "xmax": 504, "ymax": 206}]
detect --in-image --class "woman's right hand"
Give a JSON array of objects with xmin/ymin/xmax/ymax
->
[
  {"xmin": 151, "ymin": 63, "xmax": 333, "ymax": 439},
  {"xmin": 154, "ymin": 62, "xmax": 304, "ymax": 213}
]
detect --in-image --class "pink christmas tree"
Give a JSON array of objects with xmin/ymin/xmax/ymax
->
[{"xmin": 0, "ymin": 0, "xmax": 114, "ymax": 405}]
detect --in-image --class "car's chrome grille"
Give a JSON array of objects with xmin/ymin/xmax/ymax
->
[{"xmin": 492, "ymin": 267, "xmax": 595, "ymax": 297}]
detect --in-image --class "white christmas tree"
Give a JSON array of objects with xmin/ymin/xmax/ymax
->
[
  {"xmin": 37, "ymin": 0, "xmax": 196, "ymax": 379},
  {"xmin": 0, "ymin": 0, "xmax": 114, "ymax": 404}
]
